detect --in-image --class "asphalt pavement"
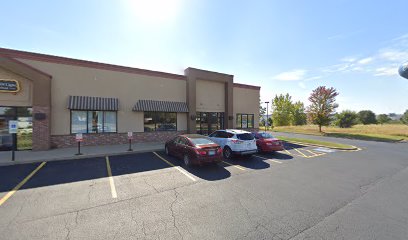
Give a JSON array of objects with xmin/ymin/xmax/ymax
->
[{"xmin": 0, "ymin": 133, "xmax": 407, "ymax": 240}]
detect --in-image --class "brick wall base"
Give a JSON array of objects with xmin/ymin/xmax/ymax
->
[
  {"xmin": 50, "ymin": 131, "xmax": 187, "ymax": 149},
  {"xmin": 32, "ymin": 106, "xmax": 51, "ymax": 151}
]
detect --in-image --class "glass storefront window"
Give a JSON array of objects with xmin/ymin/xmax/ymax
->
[
  {"xmin": 104, "ymin": 111, "xmax": 117, "ymax": 133},
  {"xmin": 144, "ymin": 112, "xmax": 177, "ymax": 132},
  {"xmin": 242, "ymin": 115, "xmax": 248, "ymax": 128},
  {"xmin": 71, "ymin": 110, "xmax": 117, "ymax": 134},
  {"xmin": 236, "ymin": 113, "xmax": 254, "ymax": 129},
  {"xmin": 0, "ymin": 106, "xmax": 33, "ymax": 151},
  {"xmin": 71, "ymin": 111, "xmax": 87, "ymax": 133},
  {"xmin": 88, "ymin": 111, "xmax": 103, "ymax": 133}
]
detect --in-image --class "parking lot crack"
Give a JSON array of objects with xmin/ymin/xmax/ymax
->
[
  {"xmin": 170, "ymin": 189, "xmax": 183, "ymax": 240},
  {"xmin": 143, "ymin": 177, "xmax": 159, "ymax": 193}
]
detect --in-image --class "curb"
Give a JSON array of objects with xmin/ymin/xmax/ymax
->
[
  {"xmin": 0, "ymin": 148, "xmax": 164, "ymax": 167},
  {"xmin": 281, "ymin": 140, "xmax": 359, "ymax": 151}
]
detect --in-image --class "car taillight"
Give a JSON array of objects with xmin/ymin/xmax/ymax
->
[
  {"xmin": 231, "ymin": 139, "xmax": 244, "ymax": 144},
  {"xmin": 194, "ymin": 148, "xmax": 207, "ymax": 156},
  {"xmin": 217, "ymin": 147, "xmax": 223, "ymax": 154}
]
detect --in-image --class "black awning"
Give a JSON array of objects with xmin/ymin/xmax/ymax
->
[
  {"xmin": 67, "ymin": 96, "xmax": 119, "ymax": 111},
  {"xmin": 133, "ymin": 100, "xmax": 188, "ymax": 112}
]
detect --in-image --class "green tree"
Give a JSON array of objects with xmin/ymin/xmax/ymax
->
[
  {"xmin": 335, "ymin": 110, "xmax": 358, "ymax": 128},
  {"xmin": 271, "ymin": 93, "xmax": 293, "ymax": 126},
  {"xmin": 358, "ymin": 110, "xmax": 377, "ymax": 125},
  {"xmin": 291, "ymin": 101, "xmax": 307, "ymax": 125},
  {"xmin": 307, "ymin": 86, "xmax": 339, "ymax": 132},
  {"xmin": 268, "ymin": 117, "xmax": 273, "ymax": 128},
  {"xmin": 259, "ymin": 100, "xmax": 266, "ymax": 120},
  {"xmin": 401, "ymin": 110, "xmax": 408, "ymax": 125},
  {"xmin": 377, "ymin": 114, "xmax": 391, "ymax": 124}
]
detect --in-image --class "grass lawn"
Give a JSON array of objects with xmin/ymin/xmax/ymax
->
[
  {"xmin": 272, "ymin": 124, "xmax": 408, "ymax": 142},
  {"xmin": 276, "ymin": 136, "xmax": 356, "ymax": 149}
]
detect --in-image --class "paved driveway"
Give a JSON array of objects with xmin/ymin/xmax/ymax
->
[{"xmin": 1, "ymin": 136, "xmax": 407, "ymax": 240}]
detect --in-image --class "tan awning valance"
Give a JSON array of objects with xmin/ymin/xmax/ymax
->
[
  {"xmin": 133, "ymin": 100, "xmax": 188, "ymax": 113},
  {"xmin": 67, "ymin": 96, "xmax": 119, "ymax": 111}
]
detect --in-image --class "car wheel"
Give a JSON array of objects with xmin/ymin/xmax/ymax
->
[
  {"xmin": 183, "ymin": 155, "xmax": 191, "ymax": 166},
  {"xmin": 165, "ymin": 146, "xmax": 170, "ymax": 156},
  {"xmin": 223, "ymin": 146, "xmax": 232, "ymax": 159}
]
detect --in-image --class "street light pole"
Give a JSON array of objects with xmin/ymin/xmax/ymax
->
[{"xmin": 264, "ymin": 101, "xmax": 269, "ymax": 131}]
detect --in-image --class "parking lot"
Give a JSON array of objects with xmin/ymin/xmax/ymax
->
[{"xmin": 1, "ymin": 136, "xmax": 407, "ymax": 240}]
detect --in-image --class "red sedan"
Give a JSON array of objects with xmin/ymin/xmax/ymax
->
[
  {"xmin": 165, "ymin": 134, "xmax": 223, "ymax": 166},
  {"xmin": 252, "ymin": 132, "xmax": 284, "ymax": 152}
]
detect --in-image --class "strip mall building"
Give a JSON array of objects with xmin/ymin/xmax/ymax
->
[{"xmin": 0, "ymin": 48, "xmax": 260, "ymax": 151}]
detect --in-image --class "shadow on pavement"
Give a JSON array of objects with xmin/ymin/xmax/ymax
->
[
  {"xmin": 258, "ymin": 151, "xmax": 294, "ymax": 160},
  {"xmin": 154, "ymin": 151, "xmax": 231, "ymax": 181},
  {"xmin": 227, "ymin": 155, "xmax": 270, "ymax": 170}
]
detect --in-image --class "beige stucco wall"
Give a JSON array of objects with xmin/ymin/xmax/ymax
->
[
  {"xmin": 0, "ymin": 67, "xmax": 33, "ymax": 107},
  {"xmin": 196, "ymin": 79, "xmax": 225, "ymax": 112},
  {"xmin": 233, "ymin": 87, "xmax": 260, "ymax": 128},
  {"xmin": 17, "ymin": 59, "xmax": 187, "ymax": 135}
]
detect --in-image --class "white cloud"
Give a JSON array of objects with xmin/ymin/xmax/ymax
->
[
  {"xmin": 298, "ymin": 82, "xmax": 306, "ymax": 89},
  {"xmin": 340, "ymin": 57, "xmax": 357, "ymax": 63},
  {"xmin": 304, "ymin": 76, "xmax": 322, "ymax": 81},
  {"xmin": 358, "ymin": 57, "xmax": 374, "ymax": 65},
  {"xmin": 378, "ymin": 49, "xmax": 408, "ymax": 62},
  {"xmin": 374, "ymin": 67, "xmax": 397, "ymax": 76},
  {"xmin": 272, "ymin": 69, "xmax": 307, "ymax": 81}
]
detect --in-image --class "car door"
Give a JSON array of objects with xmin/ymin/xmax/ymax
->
[
  {"xmin": 173, "ymin": 137, "xmax": 184, "ymax": 159},
  {"xmin": 177, "ymin": 137, "xmax": 189, "ymax": 158},
  {"xmin": 168, "ymin": 136, "xmax": 178, "ymax": 155}
]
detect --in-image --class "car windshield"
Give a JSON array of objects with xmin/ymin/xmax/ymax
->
[
  {"xmin": 236, "ymin": 133, "xmax": 255, "ymax": 140},
  {"xmin": 189, "ymin": 138, "xmax": 215, "ymax": 146},
  {"xmin": 259, "ymin": 133, "xmax": 274, "ymax": 139}
]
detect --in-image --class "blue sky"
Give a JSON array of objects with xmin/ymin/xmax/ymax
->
[{"xmin": 1, "ymin": 0, "xmax": 407, "ymax": 114}]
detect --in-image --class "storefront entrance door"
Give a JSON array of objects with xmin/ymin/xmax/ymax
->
[
  {"xmin": 0, "ymin": 107, "xmax": 33, "ymax": 151},
  {"xmin": 196, "ymin": 112, "xmax": 224, "ymax": 135}
]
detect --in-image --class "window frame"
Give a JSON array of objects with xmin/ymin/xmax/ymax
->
[
  {"xmin": 236, "ymin": 113, "xmax": 255, "ymax": 129},
  {"xmin": 70, "ymin": 110, "xmax": 118, "ymax": 134},
  {"xmin": 143, "ymin": 111, "xmax": 177, "ymax": 132}
]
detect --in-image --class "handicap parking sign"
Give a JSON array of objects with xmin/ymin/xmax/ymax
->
[{"xmin": 9, "ymin": 120, "xmax": 18, "ymax": 134}]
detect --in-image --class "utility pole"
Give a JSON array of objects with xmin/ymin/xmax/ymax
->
[{"xmin": 264, "ymin": 101, "xmax": 269, "ymax": 131}]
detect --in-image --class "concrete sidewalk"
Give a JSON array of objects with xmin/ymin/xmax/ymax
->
[{"xmin": 0, "ymin": 142, "xmax": 164, "ymax": 166}]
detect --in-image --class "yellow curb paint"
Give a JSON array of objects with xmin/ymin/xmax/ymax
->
[
  {"xmin": 284, "ymin": 148, "xmax": 303, "ymax": 157},
  {"xmin": 293, "ymin": 148, "xmax": 309, "ymax": 158},
  {"xmin": 0, "ymin": 162, "xmax": 46, "ymax": 207},
  {"xmin": 283, "ymin": 148, "xmax": 292, "ymax": 155},
  {"xmin": 152, "ymin": 152, "xmax": 196, "ymax": 181},
  {"xmin": 222, "ymin": 161, "xmax": 246, "ymax": 171},
  {"xmin": 253, "ymin": 155, "xmax": 283, "ymax": 164},
  {"xmin": 105, "ymin": 156, "xmax": 117, "ymax": 199},
  {"xmin": 306, "ymin": 150, "xmax": 319, "ymax": 156}
]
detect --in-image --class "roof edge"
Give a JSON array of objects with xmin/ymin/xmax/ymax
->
[
  {"xmin": 0, "ymin": 48, "xmax": 186, "ymax": 81},
  {"xmin": 233, "ymin": 83, "xmax": 261, "ymax": 90}
]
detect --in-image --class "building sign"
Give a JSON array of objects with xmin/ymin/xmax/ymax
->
[{"xmin": 0, "ymin": 79, "xmax": 20, "ymax": 93}]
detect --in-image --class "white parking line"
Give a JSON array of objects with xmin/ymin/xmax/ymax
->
[
  {"xmin": 222, "ymin": 161, "xmax": 246, "ymax": 170},
  {"xmin": 152, "ymin": 152, "xmax": 196, "ymax": 182},
  {"xmin": 253, "ymin": 155, "xmax": 282, "ymax": 164}
]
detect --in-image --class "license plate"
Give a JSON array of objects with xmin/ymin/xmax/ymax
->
[{"xmin": 208, "ymin": 150, "xmax": 215, "ymax": 156}]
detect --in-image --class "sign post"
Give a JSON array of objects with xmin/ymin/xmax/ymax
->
[
  {"xmin": 75, "ymin": 133, "xmax": 83, "ymax": 155},
  {"xmin": 9, "ymin": 120, "xmax": 18, "ymax": 161},
  {"xmin": 127, "ymin": 132, "xmax": 133, "ymax": 151}
]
